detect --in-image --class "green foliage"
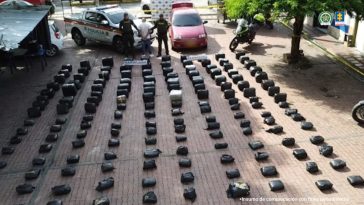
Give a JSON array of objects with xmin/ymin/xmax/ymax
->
[
  {"xmin": 253, "ymin": 13, "xmax": 266, "ymax": 23},
  {"xmin": 224, "ymin": 0, "xmax": 246, "ymax": 19},
  {"xmin": 224, "ymin": 0, "xmax": 364, "ymax": 20},
  {"xmin": 224, "ymin": 0, "xmax": 276, "ymax": 19},
  {"xmin": 339, "ymin": 0, "xmax": 364, "ymax": 19}
]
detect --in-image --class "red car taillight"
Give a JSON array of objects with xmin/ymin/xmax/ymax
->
[{"xmin": 55, "ymin": 31, "xmax": 60, "ymax": 39}]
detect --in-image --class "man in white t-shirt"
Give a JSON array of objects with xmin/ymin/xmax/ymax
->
[{"xmin": 138, "ymin": 18, "xmax": 153, "ymax": 56}]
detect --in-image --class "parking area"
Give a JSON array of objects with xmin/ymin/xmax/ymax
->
[{"xmin": 1, "ymin": 4, "xmax": 364, "ymax": 205}]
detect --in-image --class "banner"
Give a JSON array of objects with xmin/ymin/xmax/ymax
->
[
  {"xmin": 186, "ymin": 54, "xmax": 208, "ymax": 61},
  {"xmin": 123, "ymin": 60, "xmax": 149, "ymax": 66},
  {"xmin": 334, "ymin": 11, "xmax": 345, "ymax": 26}
]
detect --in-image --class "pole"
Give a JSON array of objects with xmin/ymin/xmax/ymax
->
[
  {"xmin": 352, "ymin": 16, "xmax": 359, "ymax": 46},
  {"xmin": 61, "ymin": 0, "xmax": 64, "ymax": 18},
  {"xmin": 70, "ymin": 0, "xmax": 73, "ymax": 14}
]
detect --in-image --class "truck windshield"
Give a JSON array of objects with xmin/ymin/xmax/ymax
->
[
  {"xmin": 107, "ymin": 9, "xmax": 135, "ymax": 24},
  {"xmin": 172, "ymin": 13, "xmax": 202, "ymax": 27}
]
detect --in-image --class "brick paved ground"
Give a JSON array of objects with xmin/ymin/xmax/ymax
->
[{"xmin": 0, "ymin": 21, "xmax": 364, "ymax": 205}]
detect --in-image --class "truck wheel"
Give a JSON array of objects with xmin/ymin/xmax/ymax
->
[
  {"xmin": 113, "ymin": 36, "xmax": 124, "ymax": 53},
  {"xmin": 72, "ymin": 29, "xmax": 86, "ymax": 46},
  {"xmin": 45, "ymin": 44, "xmax": 59, "ymax": 57}
]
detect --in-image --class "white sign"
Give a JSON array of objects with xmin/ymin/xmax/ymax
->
[
  {"xmin": 186, "ymin": 54, "xmax": 208, "ymax": 61},
  {"xmin": 123, "ymin": 60, "xmax": 149, "ymax": 66},
  {"xmin": 319, "ymin": 12, "xmax": 333, "ymax": 26},
  {"xmin": 334, "ymin": 11, "xmax": 345, "ymax": 26}
]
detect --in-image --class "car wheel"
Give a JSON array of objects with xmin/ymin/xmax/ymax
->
[
  {"xmin": 113, "ymin": 36, "xmax": 124, "ymax": 53},
  {"xmin": 72, "ymin": 29, "xmax": 86, "ymax": 46},
  {"xmin": 45, "ymin": 44, "xmax": 59, "ymax": 57}
]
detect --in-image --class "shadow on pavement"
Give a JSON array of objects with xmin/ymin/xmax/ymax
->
[
  {"xmin": 239, "ymin": 42, "xmax": 286, "ymax": 56},
  {"xmin": 258, "ymin": 25, "xmax": 292, "ymax": 39},
  {"xmin": 320, "ymin": 188, "xmax": 338, "ymax": 194},
  {"xmin": 206, "ymin": 25, "xmax": 227, "ymax": 35},
  {"xmin": 266, "ymin": 54, "xmax": 364, "ymax": 114}
]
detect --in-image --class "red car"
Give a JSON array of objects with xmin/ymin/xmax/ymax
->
[
  {"xmin": 0, "ymin": 0, "xmax": 45, "ymax": 5},
  {"xmin": 169, "ymin": 8, "xmax": 208, "ymax": 49}
]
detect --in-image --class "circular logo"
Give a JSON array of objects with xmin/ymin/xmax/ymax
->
[{"xmin": 319, "ymin": 12, "xmax": 333, "ymax": 26}]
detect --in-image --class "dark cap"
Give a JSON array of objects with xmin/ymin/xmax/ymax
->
[{"xmin": 124, "ymin": 13, "xmax": 128, "ymax": 17}]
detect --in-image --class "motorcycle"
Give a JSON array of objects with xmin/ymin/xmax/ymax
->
[
  {"xmin": 229, "ymin": 19, "xmax": 260, "ymax": 52},
  {"xmin": 352, "ymin": 100, "xmax": 364, "ymax": 124}
]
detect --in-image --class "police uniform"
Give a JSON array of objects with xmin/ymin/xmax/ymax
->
[
  {"xmin": 152, "ymin": 18, "xmax": 169, "ymax": 56},
  {"xmin": 119, "ymin": 19, "xmax": 138, "ymax": 56}
]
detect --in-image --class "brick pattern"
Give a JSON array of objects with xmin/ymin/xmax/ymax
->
[{"xmin": 0, "ymin": 21, "xmax": 363, "ymax": 205}]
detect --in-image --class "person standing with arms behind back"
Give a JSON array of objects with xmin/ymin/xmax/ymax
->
[
  {"xmin": 119, "ymin": 13, "xmax": 139, "ymax": 58},
  {"xmin": 138, "ymin": 17, "xmax": 153, "ymax": 57},
  {"xmin": 151, "ymin": 14, "xmax": 169, "ymax": 57}
]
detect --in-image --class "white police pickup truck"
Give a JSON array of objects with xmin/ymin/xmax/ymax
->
[{"xmin": 64, "ymin": 5, "xmax": 154, "ymax": 52}]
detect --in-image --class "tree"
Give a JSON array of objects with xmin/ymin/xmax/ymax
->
[
  {"xmin": 224, "ymin": 0, "xmax": 248, "ymax": 18},
  {"xmin": 224, "ymin": 0, "xmax": 364, "ymax": 63}
]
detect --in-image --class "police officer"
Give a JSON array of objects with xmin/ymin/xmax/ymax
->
[
  {"xmin": 119, "ymin": 13, "xmax": 139, "ymax": 58},
  {"xmin": 151, "ymin": 14, "xmax": 170, "ymax": 57}
]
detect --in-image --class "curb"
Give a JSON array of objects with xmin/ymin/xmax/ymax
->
[{"xmin": 280, "ymin": 21, "xmax": 364, "ymax": 81}]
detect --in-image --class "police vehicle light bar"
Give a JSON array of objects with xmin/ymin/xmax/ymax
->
[{"xmin": 96, "ymin": 5, "xmax": 119, "ymax": 11}]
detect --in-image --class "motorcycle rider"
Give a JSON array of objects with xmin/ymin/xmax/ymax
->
[
  {"xmin": 229, "ymin": 13, "xmax": 265, "ymax": 51},
  {"xmin": 235, "ymin": 18, "xmax": 249, "ymax": 38},
  {"xmin": 235, "ymin": 13, "xmax": 265, "ymax": 43}
]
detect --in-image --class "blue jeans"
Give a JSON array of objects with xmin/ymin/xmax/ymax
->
[{"xmin": 141, "ymin": 39, "xmax": 151, "ymax": 54}]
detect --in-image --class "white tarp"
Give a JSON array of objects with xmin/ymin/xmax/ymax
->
[{"xmin": 0, "ymin": 7, "xmax": 50, "ymax": 51}]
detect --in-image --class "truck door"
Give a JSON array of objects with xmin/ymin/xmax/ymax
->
[
  {"xmin": 95, "ymin": 14, "xmax": 113, "ymax": 43},
  {"xmin": 84, "ymin": 11, "xmax": 109, "ymax": 41}
]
